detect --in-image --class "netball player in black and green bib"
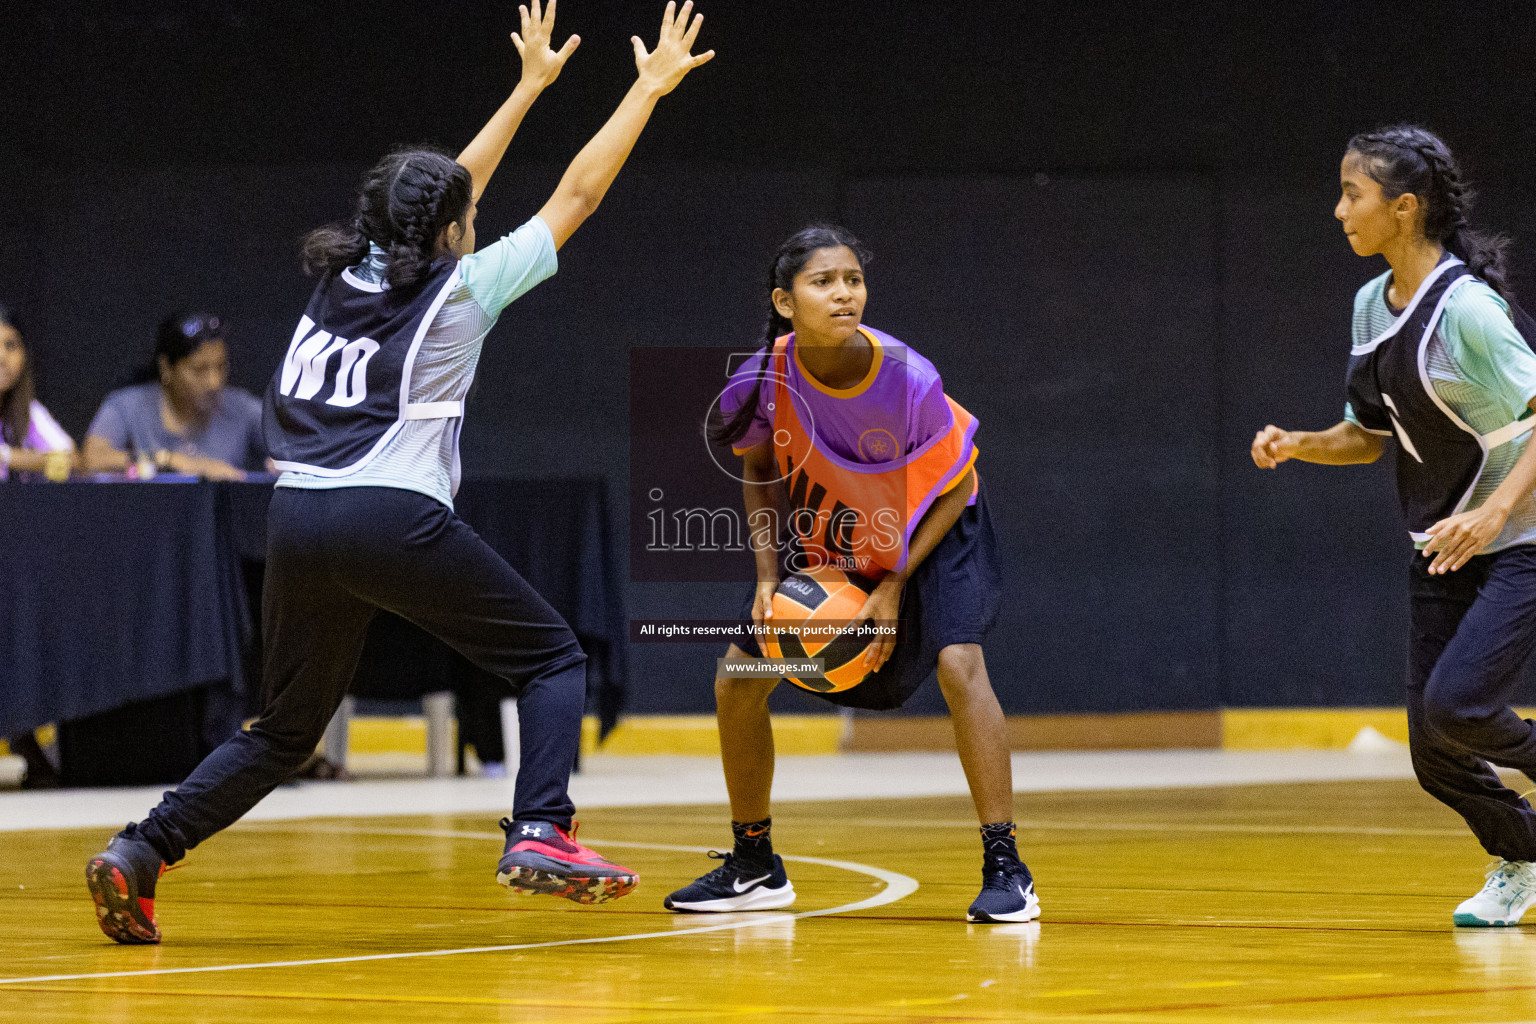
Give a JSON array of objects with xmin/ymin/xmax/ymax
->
[
  {"xmin": 85, "ymin": 1, "xmax": 714, "ymax": 945},
  {"xmin": 1254, "ymin": 126, "xmax": 1536, "ymax": 927}
]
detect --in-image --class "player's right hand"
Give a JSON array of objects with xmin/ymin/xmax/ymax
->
[
  {"xmin": 751, "ymin": 579, "xmax": 777, "ymax": 634},
  {"xmin": 633, "ymin": 1, "xmax": 715, "ymax": 96},
  {"xmin": 1251, "ymin": 424, "xmax": 1298, "ymax": 469},
  {"xmin": 513, "ymin": 0, "xmax": 580, "ymax": 91}
]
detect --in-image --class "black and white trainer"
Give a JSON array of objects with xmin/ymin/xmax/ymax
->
[
  {"xmin": 967, "ymin": 855, "xmax": 1041, "ymax": 923},
  {"xmin": 664, "ymin": 851, "xmax": 795, "ymax": 912}
]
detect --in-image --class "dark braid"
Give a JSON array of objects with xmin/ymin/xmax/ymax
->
[
  {"xmin": 1346, "ymin": 125, "xmax": 1514, "ymax": 300},
  {"xmin": 302, "ymin": 146, "xmax": 473, "ymax": 291},
  {"xmin": 710, "ymin": 225, "xmax": 873, "ymax": 449}
]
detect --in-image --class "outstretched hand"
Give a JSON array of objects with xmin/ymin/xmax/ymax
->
[
  {"xmin": 633, "ymin": 1, "xmax": 714, "ymax": 96},
  {"xmin": 513, "ymin": 0, "xmax": 580, "ymax": 90}
]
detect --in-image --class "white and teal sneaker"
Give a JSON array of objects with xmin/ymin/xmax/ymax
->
[{"xmin": 1454, "ymin": 860, "xmax": 1536, "ymax": 927}]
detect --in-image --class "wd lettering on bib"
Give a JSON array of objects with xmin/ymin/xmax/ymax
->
[
  {"xmin": 1346, "ymin": 257, "xmax": 1536, "ymax": 541},
  {"xmin": 278, "ymin": 321, "xmax": 381, "ymax": 408},
  {"xmin": 264, "ymin": 260, "xmax": 463, "ymax": 476}
]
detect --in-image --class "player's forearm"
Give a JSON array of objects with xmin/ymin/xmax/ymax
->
[
  {"xmin": 1290, "ymin": 422, "xmax": 1384, "ymax": 465},
  {"xmin": 457, "ymin": 80, "xmax": 546, "ymax": 201},
  {"xmin": 2, "ymin": 447, "xmax": 48, "ymax": 473},
  {"xmin": 887, "ymin": 468, "xmax": 973, "ymax": 585},
  {"xmin": 551, "ymin": 81, "xmax": 663, "ymax": 216},
  {"xmin": 83, "ymin": 435, "xmax": 129, "ymax": 472},
  {"xmin": 742, "ymin": 460, "xmax": 784, "ymax": 583}
]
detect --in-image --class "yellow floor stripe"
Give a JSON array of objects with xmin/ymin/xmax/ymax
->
[
  {"xmin": 18, "ymin": 707, "xmax": 1530, "ymax": 765},
  {"xmin": 1221, "ymin": 707, "xmax": 1536, "ymax": 750}
]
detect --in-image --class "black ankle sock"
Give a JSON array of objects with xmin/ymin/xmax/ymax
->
[
  {"xmin": 731, "ymin": 818, "xmax": 774, "ymax": 867},
  {"xmin": 981, "ymin": 821, "xmax": 1020, "ymax": 863}
]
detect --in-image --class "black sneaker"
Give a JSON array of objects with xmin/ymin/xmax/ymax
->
[
  {"xmin": 665, "ymin": 851, "xmax": 795, "ymax": 912},
  {"xmin": 86, "ymin": 830, "xmax": 169, "ymax": 944},
  {"xmin": 967, "ymin": 855, "xmax": 1040, "ymax": 923}
]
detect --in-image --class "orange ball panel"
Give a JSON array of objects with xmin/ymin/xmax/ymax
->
[{"xmin": 763, "ymin": 566, "xmax": 879, "ymax": 694}]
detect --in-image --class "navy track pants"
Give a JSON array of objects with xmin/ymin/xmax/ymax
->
[
  {"xmin": 134, "ymin": 486, "xmax": 587, "ymax": 863},
  {"xmin": 1408, "ymin": 543, "xmax": 1536, "ymax": 862}
]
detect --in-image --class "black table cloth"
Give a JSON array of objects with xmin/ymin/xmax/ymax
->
[
  {"xmin": 0, "ymin": 479, "xmax": 627, "ymax": 739},
  {"xmin": 0, "ymin": 482, "xmax": 251, "ymax": 738}
]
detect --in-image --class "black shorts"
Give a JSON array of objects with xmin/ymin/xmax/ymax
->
[{"xmin": 731, "ymin": 476, "xmax": 1003, "ymax": 710}]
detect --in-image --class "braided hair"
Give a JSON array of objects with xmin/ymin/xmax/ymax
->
[
  {"xmin": 710, "ymin": 225, "xmax": 873, "ymax": 449},
  {"xmin": 302, "ymin": 146, "xmax": 474, "ymax": 291},
  {"xmin": 1346, "ymin": 125, "xmax": 1514, "ymax": 300}
]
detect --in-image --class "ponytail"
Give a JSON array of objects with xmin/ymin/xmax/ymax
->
[
  {"xmin": 302, "ymin": 146, "xmax": 473, "ymax": 291},
  {"xmin": 301, "ymin": 221, "xmax": 370, "ymax": 281}
]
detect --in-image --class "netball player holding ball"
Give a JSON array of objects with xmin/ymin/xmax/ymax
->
[
  {"xmin": 85, "ymin": 1, "xmax": 714, "ymax": 944},
  {"xmin": 1254, "ymin": 126, "xmax": 1536, "ymax": 926},
  {"xmin": 665, "ymin": 226, "xmax": 1038, "ymax": 923}
]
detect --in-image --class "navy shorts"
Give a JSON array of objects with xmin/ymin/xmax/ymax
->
[{"xmin": 731, "ymin": 476, "xmax": 1003, "ymax": 710}]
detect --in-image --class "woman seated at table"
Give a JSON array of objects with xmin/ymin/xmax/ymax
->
[
  {"xmin": 84, "ymin": 312, "xmax": 267, "ymax": 480},
  {"xmin": 0, "ymin": 303, "xmax": 77, "ymax": 482}
]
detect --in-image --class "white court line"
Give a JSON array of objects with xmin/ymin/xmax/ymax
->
[
  {"xmin": 840, "ymin": 819, "xmax": 1469, "ymax": 838},
  {"xmin": 0, "ymin": 829, "xmax": 918, "ymax": 987}
]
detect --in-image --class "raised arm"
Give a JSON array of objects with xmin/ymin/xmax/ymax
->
[
  {"xmin": 457, "ymin": 0, "xmax": 581, "ymax": 202},
  {"xmin": 536, "ymin": 1, "xmax": 714, "ymax": 249}
]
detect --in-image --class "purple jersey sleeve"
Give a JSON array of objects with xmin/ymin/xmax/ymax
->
[
  {"xmin": 906, "ymin": 375, "xmax": 954, "ymax": 454},
  {"xmin": 720, "ymin": 349, "xmax": 774, "ymax": 454}
]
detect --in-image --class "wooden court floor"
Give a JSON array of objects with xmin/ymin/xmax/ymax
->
[{"xmin": 1, "ymin": 778, "xmax": 1531, "ymax": 1023}]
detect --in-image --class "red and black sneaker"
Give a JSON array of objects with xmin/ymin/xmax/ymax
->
[
  {"xmin": 496, "ymin": 819, "xmax": 638, "ymax": 904},
  {"xmin": 85, "ymin": 831, "xmax": 170, "ymax": 944}
]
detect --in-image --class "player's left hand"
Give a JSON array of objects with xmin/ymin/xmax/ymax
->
[
  {"xmin": 513, "ymin": 0, "xmax": 580, "ymax": 91},
  {"xmin": 1422, "ymin": 503, "xmax": 1509, "ymax": 574},
  {"xmin": 633, "ymin": 1, "xmax": 714, "ymax": 97},
  {"xmin": 856, "ymin": 578, "xmax": 904, "ymax": 674}
]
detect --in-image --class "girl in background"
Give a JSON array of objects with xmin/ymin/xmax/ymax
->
[
  {"xmin": 1, "ymin": 303, "xmax": 75, "ymax": 789},
  {"xmin": 0, "ymin": 304, "xmax": 76, "ymax": 482},
  {"xmin": 84, "ymin": 311, "xmax": 266, "ymax": 480}
]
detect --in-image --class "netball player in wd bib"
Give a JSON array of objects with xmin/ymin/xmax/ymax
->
[
  {"xmin": 1254, "ymin": 126, "xmax": 1536, "ymax": 927},
  {"xmin": 664, "ymin": 226, "xmax": 1037, "ymax": 923},
  {"xmin": 84, "ymin": 1, "xmax": 715, "ymax": 944}
]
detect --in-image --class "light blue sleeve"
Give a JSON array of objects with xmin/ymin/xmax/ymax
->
[
  {"xmin": 86, "ymin": 390, "xmax": 131, "ymax": 448},
  {"xmin": 460, "ymin": 216, "xmax": 558, "ymax": 317},
  {"xmin": 1443, "ymin": 284, "xmax": 1536, "ymax": 419},
  {"xmin": 1343, "ymin": 274, "xmax": 1391, "ymax": 430}
]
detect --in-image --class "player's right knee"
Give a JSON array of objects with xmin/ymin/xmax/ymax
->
[{"xmin": 714, "ymin": 673, "xmax": 775, "ymax": 708}]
